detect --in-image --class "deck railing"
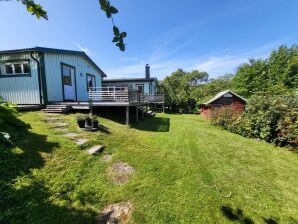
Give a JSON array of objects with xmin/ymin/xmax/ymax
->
[
  {"xmin": 89, "ymin": 86, "xmax": 164, "ymax": 104},
  {"xmin": 145, "ymin": 94, "xmax": 165, "ymax": 103},
  {"xmin": 89, "ymin": 87, "xmax": 145, "ymax": 103}
]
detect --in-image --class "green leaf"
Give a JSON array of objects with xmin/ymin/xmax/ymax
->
[
  {"xmin": 106, "ymin": 10, "xmax": 112, "ymax": 18},
  {"xmin": 113, "ymin": 26, "xmax": 120, "ymax": 35},
  {"xmin": 112, "ymin": 36, "xmax": 119, "ymax": 42},
  {"xmin": 110, "ymin": 6, "xmax": 118, "ymax": 14},
  {"xmin": 120, "ymin": 32, "xmax": 127, "ymax": 38}
]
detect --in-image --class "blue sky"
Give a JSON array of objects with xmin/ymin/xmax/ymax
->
[{"xmin": 0, "ymin": 0, "xmax": 298, "ymax": 79}]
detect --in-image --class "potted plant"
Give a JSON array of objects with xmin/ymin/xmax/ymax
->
[
  {"xmin": 85, "ymin": 114, "xmax": 92, "ymax": 127},
  {"xmin": 91, "ymin": 115, "xmax": 99, "ymax": 129},
  {"xmin": 76, "ymin": 114, "xmax": 85, "ymax": 128}
]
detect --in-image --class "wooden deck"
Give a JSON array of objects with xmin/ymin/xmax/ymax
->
[
  {"xmin": 50, "ymin": 101, "xmax": 147, "ymax": 110},
  {"xmin": 48, "ymin": 87, "xmax": 165, "ymax": 125}
]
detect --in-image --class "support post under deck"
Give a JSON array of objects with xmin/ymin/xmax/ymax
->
[
  {"xmin": 141, "ymin": 106, "xmax": 144, "ymax": 119},
  {"xmin": 126, "ymin": 106, "xmax": 130, "ymax": 126},
  {"xmin": 135, "ymin": 106, "xmax": 139, "ymax": 122},
  {"xmin": 90, "ymin": 106, "xmax": 94, "ymax": 115}
]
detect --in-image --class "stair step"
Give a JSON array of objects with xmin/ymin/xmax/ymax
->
[
  {"xmin": 42, "ymin": 109, "xmax": 67, "ymax": 113},
  {"xmin": 42, "ymin": 104, "xmax": 71, "ymax": 114},
  {"xmin": 47, "ymin": 105, "xmax": 68, "ymax": 108}
]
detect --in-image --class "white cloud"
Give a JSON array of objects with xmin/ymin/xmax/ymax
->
[
  {"xmin": 105, "ymin": 36, "xmax": 290, "ymax": 80},
  {"xmin": 75, "ymin": 43, "xmax": 94, "ymax": 56}
]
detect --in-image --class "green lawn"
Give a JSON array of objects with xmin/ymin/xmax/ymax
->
[{"xmin": 0, "ymin": 112, "xmax": 297, "ymax": 223}]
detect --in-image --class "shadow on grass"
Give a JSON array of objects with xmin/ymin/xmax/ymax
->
[
  {"xmin": 221, "ymin": 206, "xmax": 255, "ymax": 224},
  {"xmin": 0, "ymin": 117, "xmax": 97, "ymax": 223},
  {"xmin": 131, "ymin": 117, "xmax": 170, "ymax": 132},
  {"xmin": 221, "ymin": 206, "xmax": 283, "ymax": 224},
  {"xmin": 98, "ymin": 124, "xmax": 111, "ymax": 134}
]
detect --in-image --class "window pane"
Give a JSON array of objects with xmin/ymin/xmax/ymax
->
[
  {"xmin": 5, "ymin": 64, "xmax": 13, "ymax": 74},
  {"xmin": 87, "ymin": 75, "xmax": 95, "ymax": 91},
  {"xmin": 62, "ymin": 66, "xmax": 72, "ymax": 86},
  {"xmin": 23, "ymin": 62, "xmax": 30, "ymax": 73},
  {"xmin": 136, "ymin": 85, "xmax": 144, "ymax": 92},
  {"xmin": 63, "ymin": 66, "xmax": 71, "ymax": 77},
  {"xmin": 14, "ymin": 64, "xmax": 22, "ymax": 74}
]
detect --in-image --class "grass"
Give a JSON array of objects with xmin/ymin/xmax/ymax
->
[{"xmin": 0, "ymin": 112, "xmax": 297, "ymax": 223}]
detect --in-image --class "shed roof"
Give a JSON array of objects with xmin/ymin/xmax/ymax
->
[
  {"xmin": 0, "ymin": 47, "xmax": 107, "ymax": 77},
  {"xmin": 204, "ymin": 90, "xmax": 247, "ymax": 105}
]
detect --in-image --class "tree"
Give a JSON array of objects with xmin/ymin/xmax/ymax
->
[
  {"xmin": 14, "ymin": 0, "xmax": 126, "ymax": 51},
  {"xmin": 192, "ymin": 74, "xmax": 233, "ymax": 104},
  {"xmin": 161, "ymin": 69, "xmax": 209, "ymax": 113},
  {"xmin": 232, "ymin": 45, "xmax": 298, "ymax": 98},
  {"xmin": 232, "ymin": 58, "xmax": 268, "ymax": 98}
]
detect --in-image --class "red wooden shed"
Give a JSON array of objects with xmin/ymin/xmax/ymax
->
[{"xmin": 200, "ymin": 90, "xmax": 247, "ymax": 118}]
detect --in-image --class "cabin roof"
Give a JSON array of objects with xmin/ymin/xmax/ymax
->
[
  {"xmin": 0, "ymin": 47, "xmax": 107, "ymax": 77},
  {"xmin": 103, "ymin": 77, "xmax": 157, "ymax": 83},
  {"xmin": 204, "ymin": 90, "xmax": 247, "ymax": 105}
]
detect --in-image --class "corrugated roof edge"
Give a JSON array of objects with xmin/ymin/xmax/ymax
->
[
  {"xmin": 103, "ymin": 77, "xmax": 158, "ymax": 83},
  {"xmin": 0, "ymin": 47, "xmax": 107, "ymax": 77},
  {"xmin": 204, "ymin": 90, "xmax": 247, "ymax": 105}
]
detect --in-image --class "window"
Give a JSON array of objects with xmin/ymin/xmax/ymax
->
[
  {"xmin": 62, "ymin": 66, "xmax": 72, "ymax": 86},
  {"xmin": 1, "ymin": 61, "xmax": 30, "ymax": 76},
  {"xmin": 136, "ymin": 84, "xmax": 144, "ymax": 92},
  {"xmin": 5, "ymin": 64, "xmax": 13, "ymax": 74},
  {"xmin": 86, "ymin": 74, "xmax": 96, "ymax": 91},
  {"xmin": 23, "ymin": 63, "xmax": 30, "ymax": 74},
  {"xmin": 14, "ymin": 64, "xmax": 22, "ymax": 74}
]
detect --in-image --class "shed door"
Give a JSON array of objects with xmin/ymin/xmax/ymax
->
[{"xmin": 62, "ymin": 65, "xmax": 76, "ymax": 101}]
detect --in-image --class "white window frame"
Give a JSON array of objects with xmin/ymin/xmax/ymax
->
[
  {"xmin": 136, "ymin": 84, "xmax": 144, "ymax": 93},
  {"xmin": 3, "ymin": 61, "xmax": 30, "ymax": 75}
]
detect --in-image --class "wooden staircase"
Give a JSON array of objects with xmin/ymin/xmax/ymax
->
[{"xmin": 41, "ymin": 104, "xmax": 71, "ymax": 113}]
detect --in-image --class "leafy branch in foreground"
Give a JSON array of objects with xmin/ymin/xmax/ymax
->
[
  {"xmin": 17, "ymin": 0, "xmax": 48, "ymax": 20},
  {"xmin": 99, "ymin": 0, "xmax": 126, "ymax": 51},
  {"xmin": 11, "ymin": 0, "xmax": 126, "ymax": 51}
]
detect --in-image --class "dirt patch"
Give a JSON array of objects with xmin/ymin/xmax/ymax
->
[
  {"xmin": 103, "ymin": 154, "xmax": 112, "ymax": 161},
  {"xmin": 97, "ymin": 202, "xmax": 133, "ymax": 224},
  {"xmin": 112, "ymin": 176, "xmax": 130, "ymax": 184},
  {"xmin": 110, "ymin": 161, "xmax": 135, "ymax": 184},
  {"xmin": 113, "ymin": 162, "xmax": 135, "ymax": 174}
]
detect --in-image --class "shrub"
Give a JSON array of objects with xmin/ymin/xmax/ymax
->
[
  {"xmin": 76, "ymin": 114, "xmax": 85, "ymax": 122},
  {"xmin": 209, "ymin": 95, "xmax": 297, "ymax": 149},
  {"xmin": 209, "ymin": 106, "xmax": 241, "ymax": 131},
  {"xmin": 0, "ymin": 97, "xmax": 29, "ymax": 145},
  {"xmin": 236, "ymin": 95, "xmax": 297, "ymax": 148}
]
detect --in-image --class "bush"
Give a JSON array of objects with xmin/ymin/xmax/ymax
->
[
  {"xmin": 210, "ymin": 95, "xmax": 297, "ymax": 149},
  {"xmin": 0, "ymin": 97, "xmax": 28, "ymax": 145},
  {"xmin": 209, "ymin": 106, "xmax": 241, "ymax": 131},
  {"xmin": 236, "ymin": 95, "xmax": 297, "ymax": 148}
]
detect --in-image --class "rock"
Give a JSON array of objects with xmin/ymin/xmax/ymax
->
[
  {"xmin": 44, "ymin": 117, "xmax": 61, "ymax": 122},
  {"xmin": 74, "ymin": 139, "xmax": 89, "ymax": 145},
  {"xmin": 64, "ymin": 133, "xmax": 82, "ymax": 139},
  {"xmin": 52, "ymin": 128, "xmax": 68, "ymax": 133},
  {"xmin": 54, "ymin": 123, "xmax": 69, "ymax": 128},
  {"xmin": 87, "ymin": 145, "xmax": 105, "ymax": 155},
  {"xmin": 97, "ymin": 202, "xmax": 133, "ymax": 224}
]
